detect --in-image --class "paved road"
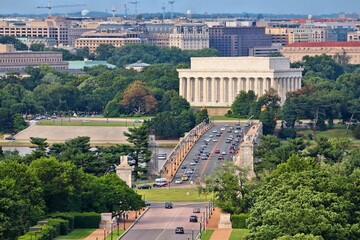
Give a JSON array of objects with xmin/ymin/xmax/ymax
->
[
  {"xmin": 172, "ymin": 124, "xmax": 245, "ymax": 186},
  {"xmin": 120, "ymin": 202, "xmax": 209, "ymax": 240}
]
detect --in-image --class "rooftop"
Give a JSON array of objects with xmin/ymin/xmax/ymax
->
[{"xmin": 285, "ymin": 42, "xmax": 360, "ymax": 48}]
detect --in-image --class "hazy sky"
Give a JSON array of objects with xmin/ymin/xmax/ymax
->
[{"xmin": 1, "ymin": 0, "xmax": 360, "ymax": 15}]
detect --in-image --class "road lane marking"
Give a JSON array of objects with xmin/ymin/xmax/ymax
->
[{"xmin": 155, "ymin": 207, "xmax": 181, "ymax": 240}]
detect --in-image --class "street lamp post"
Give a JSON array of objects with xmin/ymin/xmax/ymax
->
[
  {"xmin": 123, "ymin": 213, "xmax": 126, "ymax": 230},
  {"xmin": 192, "ymin": 229, "xmax": 194, "ymax": 240}
]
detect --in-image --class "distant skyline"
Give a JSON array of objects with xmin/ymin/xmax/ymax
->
[{"xmin": 1, "ymin": 0, "xmax": 360, "ymax": 16}]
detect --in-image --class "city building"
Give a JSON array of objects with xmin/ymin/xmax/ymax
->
[
  {"xmin": 348, "ymin": 31, "xmax": 360, "ymax": 41},
  {"xmin": 209, "ymin": 26, "xmax": 272, "ymax": 56},
  {"xmin": 177, "ymin": 57, "xmax": 303, "ymax": 107},
  {"xmin": 125, "ymin": 61, "xmax": 151, "ymax": 71},
  {"xmin": 169, "ymin": 23, "xmax": 209, "ymax": 50},
  {"xmin": 74, "ymin": 29, "xmax": 143, "ymax": 53},
  {"xmin": 143, "ymin": 23, "xmax": 173, "ymax": 48},
  {"xmin": 0, "ymin": 43, "xmax": 68, "ymax": 74},
  {"xmin": 0, "ymin": 18, "xmax": 71, "ymax": 46},
  {"xmin": 281, "ymin": 42, "xmax": 360, "ymax": 64}
]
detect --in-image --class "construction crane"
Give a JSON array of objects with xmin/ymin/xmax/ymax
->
[
  {"xmin": 36, "ymin": 0, "xmax": 86, "ymax": 17},
  {"xmin": 161, "ymin": 1, "xmax": 166, "ymax": 20},
  {"xmin": 128, "ymin": 1, "xmax": 140, "ymax": 17},
  {"xmin": 168, "ymin": 0, "xmax": 175, "ymax": 19},
  {"xmin": 111, "ymin": 4, "xmax": 130, "ymax": 19}
]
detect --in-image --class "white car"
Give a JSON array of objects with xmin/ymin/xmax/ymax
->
[
  {"xmin": 213, "ymin": 129, "xmax": 218, "ymax": 133},
  {"xmin": 212, "ymin": 139, "xmax": 218, "ymax": 142},
  {"xmin": 221, "ymin": 151, "xmax": 227, "ymax": 155},
  {"xmin": 220, "ymin": 127, "xmax": 226, "ymax": 131},
  {"xmin": 190, "ymin": 162, "xmax": 197, "ymax": 166},
  {"xmin": 175, "ymin": 179, "xmax": 183, "ymax": 184}
]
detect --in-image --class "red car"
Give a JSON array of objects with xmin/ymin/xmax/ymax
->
[
  {"xmin": 215, "ymin": 149, "xmax": 220, "ymax": 154},
  {"xmin": 229, "ymin": 149, "xmax": 235, "ymax": 154}
]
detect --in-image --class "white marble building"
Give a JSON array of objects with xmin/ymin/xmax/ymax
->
[{"xmin": 177, "ymin": 57, "xmax": 303, "ymax": 106}]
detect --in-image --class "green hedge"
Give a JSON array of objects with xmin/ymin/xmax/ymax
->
[
  {"xmin": 18, "ymin": 224, "xmax": 57, "ymax": 240},
  {"xmin": 48, "ymin": 218, "xmax": 69, "ymax": 235},
  {"xmin": 231, "ymin": 213, "xmax": 249, "ymax": 229},
  {"xmin": 74, "ymin": 212, "xmax": 101, "ymax": 229},
  {"xmin": 47, "ymin": 212, "xmax": 100, "ymax": 229}
]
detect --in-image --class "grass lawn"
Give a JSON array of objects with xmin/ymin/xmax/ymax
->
[
  {"xmin": 54, "ymin": 229, "xmax": 96, "ymax": 240},
  {"xmin": 136, "ymin": 188, "xmax": 213, "ymax": 202},
  {"xmin": 105, "ymin": 230, "xmax": 126, "ymax": 240},
  {"xmin": 229, "ymin": 229, "xmax": 249, "ymax": 240},
  {"xmin": 38, "ymin": 120, "xmax": 141, "ymax": 127},
  {"xmin": 297, "ymin": 124, "xmax": 354, "ymax": 139},
  {"xmin": 198, "ymin": 229, "xmax": 214, "ymax": 240}
]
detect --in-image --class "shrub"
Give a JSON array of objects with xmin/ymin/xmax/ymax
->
[
  {"xmin": 231, "ymin": 213, "xmax": 249, "ymax": 228},
  {"xmin": 278, "ymin": 128, "xmax": 297, "ymax": 139},
  {"xmin": 47, "ymin": 218, "xmax": 69, "ymax": 235},
  {"xmin": 48, "ymin": 212, "xmax": 75, "ymax": 231},
  {"xmin": 354, "ymin": 125, "xmax": 360, "ymax": 139}
]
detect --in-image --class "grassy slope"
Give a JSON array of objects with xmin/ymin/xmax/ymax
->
[
  {"xmin": 54, "ymin": 229, "xmax": 96, "ymax": 240},
  {"xmin": 137, "ymin": 188, "xmax": 213, "ymax": 202},
  {"xmin": 229, "ymin": 229, "xmax": 249, "ymax": 240}
]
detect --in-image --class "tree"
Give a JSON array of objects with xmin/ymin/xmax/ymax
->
[
  {"xmin": 28, "ymin": 137, "xmax": 49, "ymax": 160},
  {"xmin": 124, "ymin": 124, "xmax": 151, "ymax": 180},
  {"xmin": 247, "ymin": 165, "xmax": 360, "ymax": 240},
  {"xmin": 28, "ymin": 157, "xmax": 85, "ymax": 212},
  {"xmin": 195, "ymin": 108, "xmax": 209, "ymax": 124},
  {"xmin": 81, "ymin": 174, "xmax": 144, "ymax": 213},
  {"xmin": 259, "ymin": 108, "xmax": 276, "ymax": 135},
  {"xmin": 197, "ymin": 162, "xmax": 254, "ymax": 214},
  {"xmin": 121, "ymin": 80, "xmax": 158, "ymax": 115},
  {"xmin": 170, "ymin": 95, "xmax": 190, "ymax": 115},
  {"xmin": 231, "ymin": 90, "xmax": 257, "ymax": 117},
  {"xmin": 0, "ymin": 36, "xmax": 28, "ymax": 50},
  {"xmin": 0, "ymin": 160, "xmax": 45, "ymax": 239},
  {"xmin": 30, "ymin": 43, "xmax": 46, "ymax": 51},
  {"xmin": 95, "ymin": 44, "xmax": 116, "ymax": 60}
]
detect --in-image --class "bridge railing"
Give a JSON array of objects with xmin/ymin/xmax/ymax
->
[{"xmin": 159, "ymin": 121, "xmax": 214, "ymax": 181}]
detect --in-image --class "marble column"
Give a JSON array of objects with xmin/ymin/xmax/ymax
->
[
  {"xmin": 220, "ymin": 78, "xmax": 224, "ymax": 103},
  {"xmin": 246, "ymin": 78, "xmax": 250, "ymax": 92},
  {"xmin": 194, "ymin": 78, "xmax": 199, "ymax": 103},
  {"xmin": 186, "ymin": 78, "xmax": 191, "ymax": 102},
  {"xmin": 212, "ymin": 78, "xmax": 216, "ymax": 103}
]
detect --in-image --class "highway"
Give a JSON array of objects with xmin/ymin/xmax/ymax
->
[
  {"xmin": 120, "ymin": 202, "xmax": 209, "ymax": 240},
  {"xmin": 172, "ymin": 123, "xmax": 245, "ymax": 186}
]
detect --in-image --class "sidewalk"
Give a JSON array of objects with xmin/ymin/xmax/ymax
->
[
  {"xmin": 206, "ymin": 207, "xmax": 233, "ymax": 240},
  {"xmin": 84, "ymin": 209, "xmax": 146, "ymax": 240}
]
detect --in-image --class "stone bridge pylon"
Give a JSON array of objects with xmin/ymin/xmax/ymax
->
[{"xmin": 233, "ymin": 122, "xmax": 263, "ymax": 180}]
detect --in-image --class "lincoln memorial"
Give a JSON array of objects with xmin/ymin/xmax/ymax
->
[{"xmin": 177, "ymin": 57, "xmax": 303, "ymax": 107}]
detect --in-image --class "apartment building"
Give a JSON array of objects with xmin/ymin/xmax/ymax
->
[
  {"xmin": 209, "ymin": 26, "xmax": 272, "ymax": 56},
  {"xmin": 348, "ymin": 31, "xmax": 360, "ymax": 41}
]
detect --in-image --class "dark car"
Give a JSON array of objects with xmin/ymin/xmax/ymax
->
[
  {"xmin": 144, "ymin": 201, "xmax": 151, "ymax": 206},
  {"xmin": 181, "ymin": 165, "xmax": 187, "ymax": 169},
  {"xmin": 5, "ymin": 136, "xmax": 15, "ymax": 140},
  {"xmin": 138, "ymin": 184, "xmax": 152, "ymax": 189},
  {"xmin": 218, "ymin": 155, "xmax": 224, "ymax": 160},
  {"xmin": 165, "ymin": 202, "xmax": 173, "ymax": 209},
  {"xmin": 189, "ymin": 215, "xmax": 198, "ymax": 222},
  {"xmin": 175, "ymin": 226, "xmax": 184, "ymax": 234}
]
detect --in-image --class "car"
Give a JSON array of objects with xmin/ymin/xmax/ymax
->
[
  {"xmin": 193, "ymin": 208, "xmax": 201, "ymax": 213},
  {"xmin": 189, "ymin": 215, "xmax": 198, "ymax": 222},
  {"xmin": 175, "ymin": 227, "xmax": 184, "ymax": 234},
  {"xmin": 182, "ymin": 175, "xmax": 189, "ymax": 181},
  {"xmin": 225, "ymin": 124, "xmax": 229, "ymax": 127},
  {"xmin": 212, "ymin": 138, "xmax": 218, "ymax": 142},
  {"xmin": 186, "ymin": 169, "xmax": 194, "ymax": 174},
  {"xmin": 234, "ymin": 130, "xmax": 239, "ymax": 133},
  {"xmin": 220, "ymin": 127, "xmax": 226, "ymax": 131},
  {"xmin": 201, "ymin": 155, "xmax": 208, "ymax": 160},
  {"xmin": 193, "ymin": 158, "xmax": 199, "ymax": 163},
  {"xmin": 215, "ymin": 149, "xmax": 220, "ymax": 154},
  {"xmin": 218, "ymin": 155, "xmax": 224, "ymax": 160},
  {"xmin": 209, "ymin": 134, "xmax": 214, "ymax": 138},
  {"xmin": 134, "ymin": 119, "xmax": 142, "ymax": 123},
  {"xmin": 138, "ymin": 184, "xmax": 152, "ymax": 189},
  {"xmin": 222, "ymin": 151, "xmax": 227, "ymax": 155},
  {"xmin": 216, "ymin": 133, "xmax": 221, "ymax": 137},
  {"xmin": 190, "ymin": 162, "xmax": 197, "ymax": 166},
  {"xmin": 5, "ymin": 136, "xmax": 15, "ymax": 140},
  {"xmin": 165, "ymin": 202, "xmax": 173, "ymax": 209},
  {"xmin": 212, "ymin": 129, "xmax": 218, "ymax": 133},
  {"xmin": 145, "ymin": 201, "xmax": 151, "ymax": 206},
  {"xmin": 225, "ymin": 139, "xmax": 231, "ymax": 143},
  {"xmin": 181, "ymin": 165, "xmax": 187, "ymax": 169},
  {"xmin": 175, "ymin": 178, "xmax": 183, "ymax": 184},
  {"xmin": 229, "ymin": 149, "xmax": 235, "ymax": 154},
  {"xmin": 227, "ymin": 129, "xmax": 232, "ymax": 133}
]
